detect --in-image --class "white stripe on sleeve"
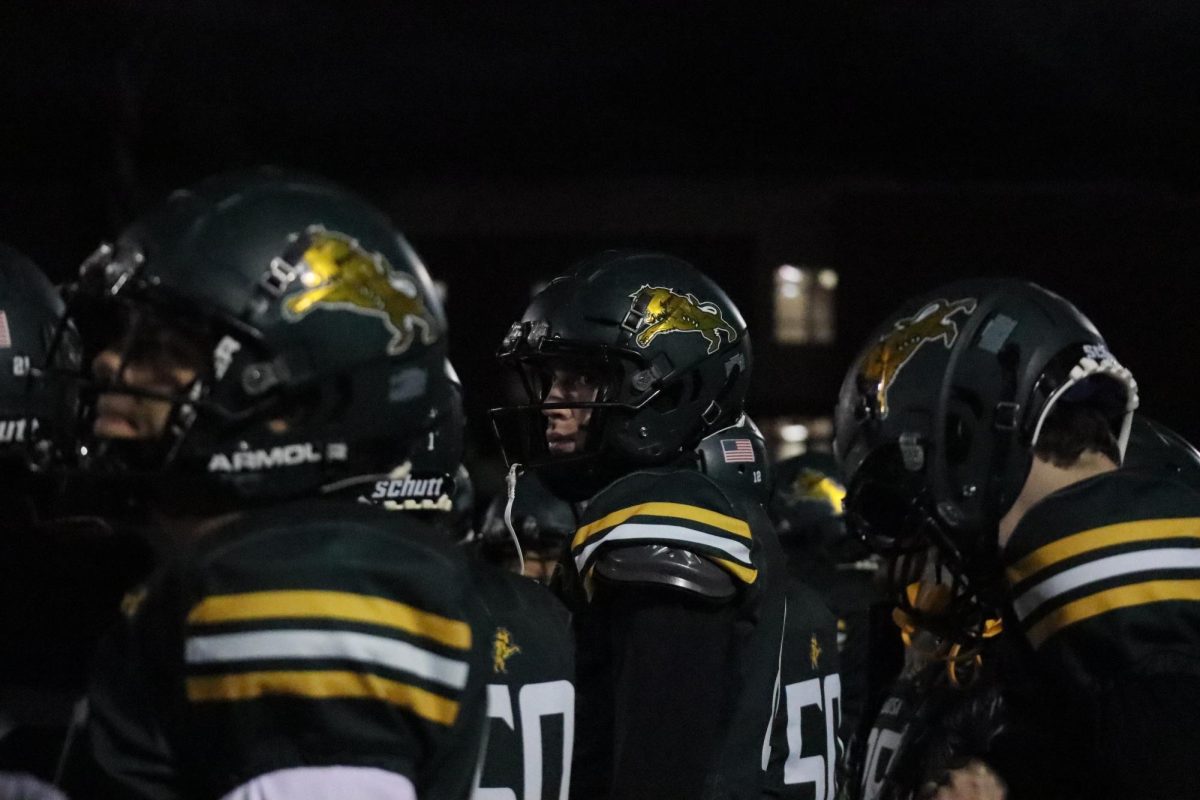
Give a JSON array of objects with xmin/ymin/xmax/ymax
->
[
  {"xmin": 1013, "ymin": 547, "xmax": 1200, "ymax": 621},
  {"xmin": 186, "ymin": 629, "xmax": 469, "ymax": 690},
  {"xmin": 575, "ymin": 522, "xmax": 753, "ymax": 573}
]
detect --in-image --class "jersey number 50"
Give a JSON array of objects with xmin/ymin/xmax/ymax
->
[
  {"xmin": 473, "ymin": 680, "xmax": 575, "ymax": 800},
  {"xmin": 783, "ymin": 674, "xmax": 842, "ymax": 800}
]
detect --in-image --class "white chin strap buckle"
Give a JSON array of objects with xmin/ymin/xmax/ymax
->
[{"xmin": 504, "ymin": 463, "xmax": 526, "ymax": 575}]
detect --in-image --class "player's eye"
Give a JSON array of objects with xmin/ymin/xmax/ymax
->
[{"xmin": 564, "ymin": 372, "xmax": 594, "ymax": 390}]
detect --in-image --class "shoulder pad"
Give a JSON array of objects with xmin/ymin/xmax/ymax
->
[
  {"xmin": 572, "ymin": 469, "xmax": 759, "ymax": 586},
  {"xmin": 594, "ymin": 544, "xmax": 736, "ymax": 600}
]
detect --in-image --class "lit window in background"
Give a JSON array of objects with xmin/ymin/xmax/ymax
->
[
  {"xmin": 765, "ymin": 416, "xmax": 835, "ymax": 461},
  {"xmin": 774, "ymin": 265, "xmax": 837, "ymax": 345},
  {"xmin": 763, "ymin": 417, "xmax": 830, "ymax": 460}
]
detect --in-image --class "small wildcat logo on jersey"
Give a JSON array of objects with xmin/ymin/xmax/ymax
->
[
  {"xmin": 273, "ymin": 227, "xmax": 438, "ymax": 355},
  {"xmin": 626, "ymin": 286, "xmax": 737, "ymax": 354},
  {"xmin": 860, "ymin": 297, "xmax": 977, "ymax": 417},
  {"xmin": 810, "ymin": 633, "xmax": 822, "ymax": 669},
  {"xmin": 492, "ymin": 628, "xmax": 521, "ymax": 673}
]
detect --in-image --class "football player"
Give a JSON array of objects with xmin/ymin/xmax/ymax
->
[
  {"xmin": 845, "ymin": 544, "xmax": 1022, "ymax": 800},
  {"xmin": 835, "ymin": 279, "xmax": 1200, "ymax": 799},
  {"xmin": 848, "ymin": 414, "xmax": 1200, "ymax": 800},
  {"xmin": 453, "ymin": 468, "xmax": 575, "ymax": 798},
  {"xmin": 381, "ymin": 459, "xmax": 577, "ymax": 798},
  {"xmin": 60, "ymin": 170, "xmax": 491, "ymax": 799},
  {"xmin": 695, "ymin": 416, "xmax": 845, "ymax": 800},
  {"xmin": 492, "ymin": 251, "xmax": 797, "ymax": 798},
  {"xmin": 0, "ymin": 244, "xmax": 151, "ymax": 793},
  {"xmin": 473, "ymin": 470, "xmax": 575, "ymax": 584},
  {"xmin": 768, "ymin": 452, "xmax": 880, "ymax": 747}
]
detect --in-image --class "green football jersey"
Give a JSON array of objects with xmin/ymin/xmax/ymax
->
[
  {"xmin": 1004, "ymin": 469, "xmax": 1200, "ymax": 688},
  {"xmin": 848, "ymin": 627, "xmax": 1097, "ymax": 800},
  {"xmin": 853, "ymin": 660, "xmax": 928, "ymax": 800},
  {"xmin": 468, "ymin": 561, "xmax": 575, "ymax": 800},
  {"xmin": 1002, "ymin": 468, "xmax": 1200, "ymax": 797},
  {"xmin": 763, "ymin": 577, "xmax": 842, "ymax": 800},
  {"xmin": 78, "ymin": 499, "xmax": 491, "ymax": 800},
  {"xmin": 563, "ymin": 467, "xmax": 788, "ymax": 799}
]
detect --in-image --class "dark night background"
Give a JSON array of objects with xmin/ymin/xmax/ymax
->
[{"xmin": 3, "ymin": 1, "xmax": 1200, "ymax": 467}]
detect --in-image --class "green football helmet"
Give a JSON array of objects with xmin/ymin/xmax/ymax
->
[
  {"xmin": 491, "ymin": 250, "xmax": 752, "ymax": 500},
  {"xmin": 62, "ymin": 168, "xmax": 461, "ymax": 504},
  {"xmin": 0, "ymin": 243, "xmax": 79, "ymax": 472},
  {"xmin": 768, "ymin": 452, "xmax": 847, "ymax": 549},
  {"xmin": 692, "ymin": 413, "xmax": 771, "ymax": 505},
  {"xmin": 476, "ymin": 471, "xmax": 576, "ymax": 560},
  {"xmin": 835, "ymin": 278, "xmax": 1137, "ymax": 591},
  {"xmin": 1122, "ymin": 416, "xmax": 1200, "ymax": 489}
]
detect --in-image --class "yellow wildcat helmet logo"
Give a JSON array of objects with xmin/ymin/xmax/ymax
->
[
  {"xmin": 279, "ymin": 228, "xmax": 437, "ymax": 355},
  {"xmin": 627, "ymin": 285, "xmax": 737, "ymax": 355},
  {"xmin": 860, "ymin": 297, "xmax": 977, "ymax": 417}
]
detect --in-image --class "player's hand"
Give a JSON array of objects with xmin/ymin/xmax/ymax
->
[{"xmin": 918, "ymin": 759, "xmax": 1007, "ymax": 800}]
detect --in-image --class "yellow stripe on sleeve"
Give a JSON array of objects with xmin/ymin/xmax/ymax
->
[
  {"xmin": 1025, "ymin": 578, "xmax": 1200, "ymax": 648},
  {"xmin": 185, "ymin": 669, "xmax": 460, "ymax": 725},
  {"xmin": 1006, "ymin": 518, "xmax": 1200, "ymax": 587},
  {"xmin": 186, "ymin": 591, "xmax": 471, "ymax": 651},
  {"xmin": 573, "ymin": 502, "xmax": 751, "ymax": 550}
]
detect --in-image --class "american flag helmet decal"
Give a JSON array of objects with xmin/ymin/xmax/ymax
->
[{"xmin": 720, "ymin": 438, "xmax": 755, "ymax": 463}]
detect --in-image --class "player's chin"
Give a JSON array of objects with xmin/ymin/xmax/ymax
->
[
  {"xmin": 547, "ymin": 438, "xmax": 578, "ymax": 455},
  {"xmin": 93, "ymin": 414, "xmax": 147, "ymax": 440}
]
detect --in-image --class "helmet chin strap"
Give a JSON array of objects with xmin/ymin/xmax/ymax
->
[{"xmin": 504, "ymin": 462, "xmax": 526, "ymax": 576}]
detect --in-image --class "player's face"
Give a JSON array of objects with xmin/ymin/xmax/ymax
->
[
  {"xmin": 542, "ymin": 367, "xmax": 600, "ymax": 455},
  {"xmin": 503, "ymin": 549, "xmax": 558, "ymax": 584},
  {"xmin": 91, "ymin": 319, "xmax": 207, "ymax": 440}
]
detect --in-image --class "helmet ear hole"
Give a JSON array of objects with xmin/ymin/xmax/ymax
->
[
  {"xmin": 945, "ymin": 388, "xmax": 983, "ymax": 466},
  {"xmin": 255, "ymin": 387, "xmax": 316, "ymax": 434},
  {"xmin": 649, "ymin": 379, "xmax": 686, "ymax": 412},
  {"xmin": 945, "ymin": 412, "xmax": 973, "ymax": 466},
  {"xmin": 260, "ymin": 379, "xmax": 341, "ymax": 436}
]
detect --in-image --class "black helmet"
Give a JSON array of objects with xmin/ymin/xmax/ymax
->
[
  {"xmin": 835, "ymin": 278, "xmax": 1137, "ymax": 585},
  {"xmin": 1122, "ymin": 416, "xmax": 1200, "ymax": 489},
  {"xmin": 768, "ymin": 452, "xmax": 847, "ymax": 549},
  {"xmin": 491, "ymin": 250, "xmax": 751, "ymax": 499},
  {"xmin": 475, "ymin": 471, "xmax": 576, "ymax": 562},
  {"xmin": 0, "ymin": 245, "xmax": 80, "ymax": 471},
  {"xmin": 63, "ymin": 168, "xmax": 460, "ymax": 503},
  {"xmin": 693, "ymin": 413, "xmax": 771, "ymax": 505}
]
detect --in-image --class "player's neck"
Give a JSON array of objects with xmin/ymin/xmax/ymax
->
[
  {"xmin": 150, "ymin": 508, "xmax": 241, "ymax": 557},
  {"xmin": 998, "ymin": 450, "xmax": 1118, "ymax": 549}
]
